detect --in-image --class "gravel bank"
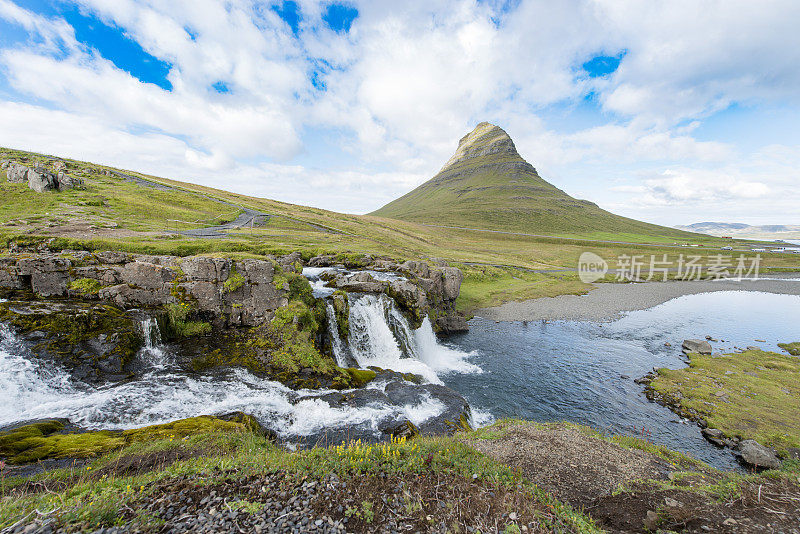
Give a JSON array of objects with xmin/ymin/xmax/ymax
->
[{"xmin": 475, "ymin": 273, "xmax": 800, "ymax": 322}]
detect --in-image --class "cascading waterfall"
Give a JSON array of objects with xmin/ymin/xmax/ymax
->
[
  {"xmin": 138, "ymin": 317, "xmax": 169, "ymax": 369},
  {"xmin": 341, "ymin": 293, "xmax": 480, "ymax": 384},
  {"xmin": 0, "ymin": 321, "xmax": 444, "ymax": 439},
  {"xmin": 325, "ymin": 303, "xmax": 349, "ymax": 367}
]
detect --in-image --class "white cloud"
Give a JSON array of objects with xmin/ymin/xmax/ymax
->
[{"xmin": 0, "ymin": 0, "xmax": 799, "ymax": 222}]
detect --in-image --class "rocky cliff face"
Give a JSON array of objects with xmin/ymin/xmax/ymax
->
[{"xmin": 0, "ymin": 251, "xmax": 298, "ymax": 327}]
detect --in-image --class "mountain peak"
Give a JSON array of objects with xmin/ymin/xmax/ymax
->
[{"xmin": 441, "ymin": 122, "xmax": 520, "ymax": 171}]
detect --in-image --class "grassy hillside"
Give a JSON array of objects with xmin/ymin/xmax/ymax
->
[
  {"xmin": 3, "ymin": 146, "xmax": 798, "ymax": 311},
  {"xmin": 372, "ymin": 122, "xmax": 700, "ymax": 241}
]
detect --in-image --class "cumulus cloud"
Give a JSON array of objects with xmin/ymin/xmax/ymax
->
[{"xmin": 0, "ymin": 0, "xmax": 798, "ymax": 222}]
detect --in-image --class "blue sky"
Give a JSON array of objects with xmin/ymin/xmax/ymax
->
[{"xmin": 1, "ymin": 0, "xmax": 799, "ymax": 225}]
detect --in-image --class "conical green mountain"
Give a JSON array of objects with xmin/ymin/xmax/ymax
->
[{"xmin": 372, "ymin": 122, "xmax": 693, "ymax": 239}]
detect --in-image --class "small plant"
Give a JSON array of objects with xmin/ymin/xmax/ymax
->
[
  {"xmin": 345, "ymin": 500, "xmax": 374, "ymax": 524},
  {"xmin": 223, "ymin": 267, "xmax": 245, "ymax": 293}
]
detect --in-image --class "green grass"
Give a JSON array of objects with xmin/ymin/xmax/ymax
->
[
  {"xmin": 456, "ymin": 264, "xmax": 590, "ymax": 313},
  {"xmin": 650, "ymin": 350, "xmax": 800, "ymax": 453},
  {"xmin": 0, "ymin": 427, "xmax": 600, "ymax": 533}
]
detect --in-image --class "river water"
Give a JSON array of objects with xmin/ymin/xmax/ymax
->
[
  {"xmin": 2, "ymin": 290, "xmax": 799, "ymax": 470},
  {"xmin": 442, "ymin": 291, "xmax": 800, "ymax": 469}
]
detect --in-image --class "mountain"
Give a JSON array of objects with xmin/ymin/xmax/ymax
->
[
  {"xmin": 676, "ymin": 222, "xmax": 800, "ymax": 241},
  {"xmin": 371, "ymin": 122, "xmax": 697, "ymax": 240}
]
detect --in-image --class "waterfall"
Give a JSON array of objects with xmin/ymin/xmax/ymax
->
[
  {"xmin": 141, "ymin": 317, "xmax": 162, "ymax": 349},
  {"xmin": 343, "ymin": 293, "xmax": 479, "ymax": 384},
  {"xmin": 0, "ymin": 323, "xmax": 76, "ymax": 423},
  {"xmin": 325, "ymin": 303, "xmax": 349, "ymax": 367},
  {"xmin": 139, "ymin": 318, "xmax": 169, "ymax": 369}
]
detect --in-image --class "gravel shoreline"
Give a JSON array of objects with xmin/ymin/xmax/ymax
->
[{"xmin": 475, "ymin": 273, "xmax": 800, "ymax": 322}]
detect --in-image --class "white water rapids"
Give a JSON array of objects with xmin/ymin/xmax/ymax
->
[{"xmin": 0, "ymin": 286, "xmax": 483, "ymax": 439}]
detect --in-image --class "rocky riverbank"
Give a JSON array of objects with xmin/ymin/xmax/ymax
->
[
  {"xmin": 0, "ymin": 247, "xmax": 478, "ymax": 455},
  {"xmin": 641, "ymin": 347, "xmax": 800, "ymax": 471}
]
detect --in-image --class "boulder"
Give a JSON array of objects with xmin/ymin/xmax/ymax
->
[
  {"xmin": 737, "ymin": 440, "xmax": 781, "ymax": 470},
  {"xmin": 6, "ymin": 162, "xmax": 29, "ymax": 183},
  {"xmin": 682, "ymin": 339, "xmax": 712, "ymax": 355},
  {"xmin": 387, "ymin": 279, "xmax": 428, "ymax": 309},
  {"xmin": 334, "ymin": 273, "xmax": 387, "ymax": 293},
  {"xmin": 441, "ymin": 267, "xmax": 464, "ymax": 301},
  {"xmin": 400, "ymin": 260, "xmax": 429, "ymax": 278},
  {"xmin": 435, "ymin": 315, "xmax": 469, "ymax": 334},
  {"xmin": 27, "ymin": 167, "xmax": 58, "ymax": 192},
  {"xmin": 56, "ymin": 171, "xmax": 83, "ymax": 191},
  {"xmin": 307, "ymin": 255, "xmax": 336, "ymax": 267},
  {"xmin": 701, "ymin": 427, "xmax": 726, "ymax": 447},
  {"xmin": 95, "ymin": 251, "xmax": 129, "ymax": 264},
  {"xmin": 16, "ymin": 256, "xmax": 72, "ymax": 297}
]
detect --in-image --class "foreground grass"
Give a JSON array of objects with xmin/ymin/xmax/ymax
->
[
  {"xmin": 0, "ymin": 429, "xmax": 599, "ymax": 533},
  {"xmin": 649, "ymin": 349, "xmax": 800, "ymax": 453}
]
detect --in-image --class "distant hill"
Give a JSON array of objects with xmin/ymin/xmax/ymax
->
[
  {"xmin": 371, "ymin": 122, "xmax": 698, "ymax": 240},
  {"xmin": 676, "ymin": 222, "xmax": 800, "ymax": 241}
]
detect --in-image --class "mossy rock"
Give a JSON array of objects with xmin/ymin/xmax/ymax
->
[
  {"xmin": 0, "ymin": 300, "xmax": 143, "ymax": 382},
  {"xmin": 331, "ymin": 368, "xmax": 377, "ymax": 390},
  {"xmin": 331, "ymin": 290, "xmax": 350, "ymax": 340},
  {"xmin": 0, "ymin": 415, "xmax": 265, "ymax": 465},
  {"xmin": 122, "ymin": 415, "xmax": 257, "ymax": 442},
  {"xmin": 0, "ymin": 420, "xmax": 124, "ymax": 465}
]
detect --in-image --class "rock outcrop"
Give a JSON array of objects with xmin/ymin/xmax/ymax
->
[
  {"xmin": 3, "ymin": 161, "xmax": 83, "ymax": 191},
  {"xmin": 0, "ymin": 300, "xmax": 144, "ymax": 383},
  {"xmin": 682, "ymin": 339, "xmax": 712, "ymax": 355},
  {"xmin": 0, "ymin": 251, "xmax": 294, "ymax": 327}
]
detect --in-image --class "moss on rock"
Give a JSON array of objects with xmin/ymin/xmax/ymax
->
[
  {"xmin": 0, "ymin": 300, "xmax": 142, "ymax": 380},
  {"xmin": 0, "ymin": 420, "xmax": 124, "ymax": 465},
  {"xmin": 69, "ymin": 277, "xmax": 102, "ymax": 295},
  {"xmin": 0, "ymin": 415, "xmax": 261, "ymax": 465},
  {"xmin": 331, "ymin": 290, "xmax": 350, "ymax": 340}
]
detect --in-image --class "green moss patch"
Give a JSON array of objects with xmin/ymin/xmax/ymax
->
[
  {"xmin": 69, "ymin": 278, "xmax": 102, "ymax": 295},
  {"xmin": 0, "ymin": 420, "xmax": 124, "ymax": 465},
  {"xmin": 0, "ymin": 415, "xmax": 258, "ymax": 466},
  {"xmin": 649, "ymin": 350, "xmax": 800, "ymax": 453},
  {"xmin": 778, "ymin": 342, "xmax": 800, "ymax": 356},
  {"xmin": 165, "ymin": 301, "xmax": 211, "ymax": 338},
  {"xmin": 223, "ymin": 267, "xmax": 245, "ymax": 293}
]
